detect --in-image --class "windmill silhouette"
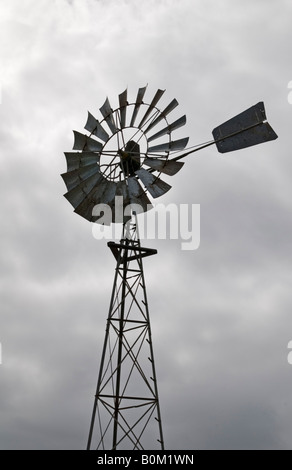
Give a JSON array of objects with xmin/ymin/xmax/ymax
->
[{"xmin": 61, "ymin": 86, "xmax": 277, "ymax": 450}]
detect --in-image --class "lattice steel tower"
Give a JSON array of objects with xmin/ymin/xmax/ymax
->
[
  {"xmin": 61, "ymin": 86, "xmax": 277, "ymax": 450},
  {"xmin": 87, "ymin": 217, "xmax": 163, "ymax": 450}
]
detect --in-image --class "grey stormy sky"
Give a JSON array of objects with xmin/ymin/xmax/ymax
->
[{"xmin": 1, "ymin": 0, "xmax": 292, "ymax": 450}]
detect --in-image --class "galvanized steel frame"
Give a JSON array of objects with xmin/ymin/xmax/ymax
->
[{"xmin": 87, "ymin": 217, "xmax": 164, "ymax": 450}]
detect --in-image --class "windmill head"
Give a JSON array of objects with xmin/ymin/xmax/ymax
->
[{"xmin": 61, "ymin": 87, "xmax": 278, "ymax": 225}]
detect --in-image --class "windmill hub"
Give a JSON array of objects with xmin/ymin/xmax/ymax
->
[
  {"xmin": 98, "ymin": 127, "xmax": 147, "ymax": 182},
  {"xmin": 119, "ymin": 140, "xmax": 141, "ymax": 176}
]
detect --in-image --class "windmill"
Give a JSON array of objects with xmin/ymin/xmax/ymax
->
[{"xmin": 61, "ymin": 86, "xmax": 277, "ymax": 450}]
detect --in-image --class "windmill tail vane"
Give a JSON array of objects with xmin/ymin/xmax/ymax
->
[{"xmin": 171, "ymin": 101, "xmax": 278, "ymax": 162}]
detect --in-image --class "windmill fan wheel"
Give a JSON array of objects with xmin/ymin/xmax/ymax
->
[{"xmin": 62, "ymin": 86, "xmax": 189, "ymax": 224}]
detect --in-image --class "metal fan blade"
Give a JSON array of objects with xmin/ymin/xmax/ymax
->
[
  {"xmin": 212, "ymin": 101, "xmax": 278, "ymax": 153},
  {"xmin": 93, "ymin": 180, "xmax": 132, "ymax": 224},
  {"xmin": 73, "ymin": 131, "xmax": 103, "ymax": 152},
  {"xmin": 138, "ymin": 89, "xmax": 165, "ymax": 128},
  {"xmin": 75, "ymin": 179, "xmax": 130, "ymax": 225},
  {"xmin": 61, "ymin": 164, "xmax": 100, "ymax": 192},
  {"xmin": 148, "ymin": 137, "xmax": 189, "ymax": 153},
  {"xmin": 130, "ymin": 86, "xmax": 147, "ymax": 127},
  {"xmin": 127, "ymin": 177, "xmax": 153, "ymax": 212},
  {"xmin": 99, "ymin": 97, "xmax": 117, "ymax": 134},
  {"xmin": 111, "ymin": 180, "xmax": 131, "ymax": 224},
  {"xmin": 92, "ymin": 185, "xmax": 131, "ymax": 224},
  {"xmin": 119, "ymin": 89, "xmax": 128, "ymax": 129},
  {"xmin": 64, "ymin": 151, "xmax": 100, "ymax": 172},
  {"xmin": 74, "ymin": 198, "xmax": 97, "ymax": 222},
  {"xmin": 90, "ymin": 180, "xmax": 117, "ymax": 224},
  {"xmin": 135, "ymin": 168, "xmax": 171, "ymax": 198},
  {"xmin": 115, "ymin": 180, "xmax": 130, "ymax": 204},
  {"xmin": 64, "ymin": 172, "xmax": 103, "ymax": 208},
  {"xmin": 99, "ymin": 180, "xmax": 117, "ymax": 205},
  {"xmin": 147, "ymin": 115, "xmax": 186, "ymax": 143},
  {"xmin": 143, "ymin": 158, "xmax": 184, "ymax": 176},
  {"xmin": 74, "ymin": 178, "xmax": 110, "ymax": 222},
  {"xmin": 144, "ymin": 99, "xmax": 179, "ymax": 134},
  {"xmin": 85, "ymin": 112, "xmax": 109, "ymax": 142}
]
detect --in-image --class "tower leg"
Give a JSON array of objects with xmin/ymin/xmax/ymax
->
[{"xmin": 87, "ymin": 217, "xmax": 164, "ymax": 450}]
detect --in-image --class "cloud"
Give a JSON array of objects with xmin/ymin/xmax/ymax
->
[{"xmin": 1, "ymin": 0, "xmax": 292, "ymax": 450}]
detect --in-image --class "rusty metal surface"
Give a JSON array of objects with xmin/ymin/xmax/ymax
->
[
  {"xmin": 130, "ymin": 86, "xmax": 147, "ymax": 127},
  {"xmin": 143, "ymin": 158, "xmax": 184, "ymax": 176},
  {"xmin": 147, "ymin": 115, "xmax": 186, "ymax": 142},
  {"xmin": 73, "ymin": 131, "xmax": 103, "ymax": 152},
  {"xmin": 118, "ymin": 89, "xmax": 128, "ymax": 129},
  {"xmin": 148, "ymin": 137, "xmax": 189, "ymax": 153},
  {"xmin": 135, "ymin": 168, "xmax": 171, "ymax": 198},
  {"xmin": 99, "ymin": 97, "xmax": 117, "ymax": 134},
  {"xmin": 64, "ymin": 151, "xmax": 100, "ymax": 172},
  {"xmin": 138, "ymin": 88, "xmax": 165, "ymax": 128},
  {"xmin": 85, "ymin": 112, "xmax": 109, "ymax": 142}
]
